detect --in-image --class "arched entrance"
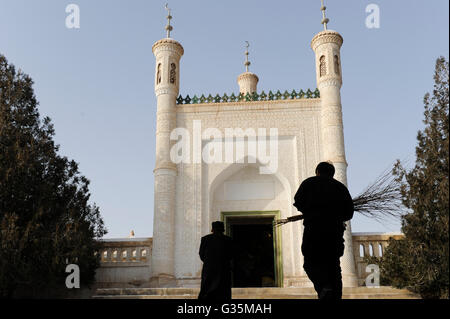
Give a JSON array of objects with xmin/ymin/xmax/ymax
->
[
  {"xmin": 210, "ymin": 161, "xmax": 292, "ymax": 288},
  {"xmin": 221, "ymin": 210, "xmax": 283, "ymax": 287}
]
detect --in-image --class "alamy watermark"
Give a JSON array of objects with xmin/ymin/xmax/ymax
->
[
  {"xmin": 65, "ymin": 262, "xmax": 80, "ymax": 289},
  {"xmin": 169, "ymin": 120, "xmax": 278, "ymax": 174},
  {"xmin": 65, "ymin": 4, "xmax": 80, "ymax": 29},
  {"xmin": 64, "ymin": 4, "xmax": 379, "ymax": 31},
  {"xmin": 365, "ymin": 264, "xmax": 380, "ymax": 288},
  {"xmin": 365, "ymin": 4, "xmax": 380, "ymax": 29}
]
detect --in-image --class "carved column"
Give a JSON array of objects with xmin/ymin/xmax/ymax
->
[
  {"xmin": 150, "ymin": 38, "xmax": 184, "ymax": 287},
  {"xmin": 311, "ymin": 30, "xmax": 359, "ymax": 287}
]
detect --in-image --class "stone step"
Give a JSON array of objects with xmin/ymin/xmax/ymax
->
[
  {"xmin": 93, "ymin": 287, "xmax": 419, "ymax": 299},
  {"xmin": 93, "ymin": 294, "xmax": 418, "ymax": 299}
]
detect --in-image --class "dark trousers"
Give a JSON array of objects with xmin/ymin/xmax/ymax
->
[{"xmin": 303, "ymin": 256, "xmax": 343, "ymax": 300}]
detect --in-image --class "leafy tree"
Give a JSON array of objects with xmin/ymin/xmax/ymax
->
[
  {"xmin": 0, "ymin": 54, "xmax": 107, "ymax": 298},
  {"xmin": 380, "ymin": 57, "xmax": 449, "ymax": 299}
]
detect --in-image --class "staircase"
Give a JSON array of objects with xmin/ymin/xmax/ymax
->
[{"xmin": 93, "ymin": 287, "xmax": 419, "ymax": 299}]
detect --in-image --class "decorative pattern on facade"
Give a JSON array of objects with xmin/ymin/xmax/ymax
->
[
  {"xmin": 310, "ymin": 30, "xmax": 344, "ymax": 51},
  {"xmin": 176, "ymin": 88, "xmax": 320, "ymax": 105},
  {"xmin": 170, "ymin": 63, "xmax": 177, "ymax": 84},
  {"xmin": 334, "ymin": 55, "xmax": 340, "ymax": 75},
  {"xmin": 319, "ymin": 56, "xmax": 327, "ymax": 77},
  {"xmin": 156, "ymin": 63, "xmax": 162, "ymax": 84}
]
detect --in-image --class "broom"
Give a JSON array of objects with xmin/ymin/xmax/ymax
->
[{"xmin": 274, "ymin": 168, "xmax": 406, "ymax": 227}]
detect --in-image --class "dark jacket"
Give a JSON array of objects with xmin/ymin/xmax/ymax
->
[
  {"xmin": 293, "ymin": 176, "xmax": 354, "ymax": 258},
  {"xmin": 198, "ymin": 233, "xmax": 234, "ymax": 300}
]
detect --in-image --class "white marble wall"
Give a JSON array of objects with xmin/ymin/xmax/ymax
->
[{"xmin": 172, "ymin": 98, "xmax": 324, "ymax": 287}]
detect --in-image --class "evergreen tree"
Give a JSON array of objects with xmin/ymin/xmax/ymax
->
[
  {"xmin": 380, "ymin": 57, "xmax": 449, "ymax": 299},
  {"xmin": 0, "ymin": 54, "xmax": 107, "ymax": 298}
]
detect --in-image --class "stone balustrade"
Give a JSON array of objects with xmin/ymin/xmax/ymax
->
[
  {"xmin": 95, "ymin": 233, "xmax": 403, "ymax": 288},
  {"xmin": 95, "ymin": 238, "xmax": 152, "ymax": 288},
  {"xmin": 352, "ymin": 232, "xmax": 404, "ymax": 286}
]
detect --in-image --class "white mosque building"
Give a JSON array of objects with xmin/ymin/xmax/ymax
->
[{"xmin": 95, "ymin": 4, "xmax": 408, "ymax": 297}]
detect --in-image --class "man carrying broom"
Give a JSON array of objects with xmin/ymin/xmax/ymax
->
[
  {"xmin": 275, "ymin": 160, "xmax": 404, "ymax": 299},
  {"xmin": 292, "ymin": 162, "xmax": 354, "ymax": 300}
]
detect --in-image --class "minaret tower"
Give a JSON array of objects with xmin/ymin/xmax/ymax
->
[
  {"xmin": 237, "ymin": 41, "xmax": 259, "ymax": 95},
  {"xmin": 311, "ymin": 0, "xmax": 358, "ymax": 287},
  {"xmin": 150, "ymin": 4, "xmax": 184, "ymax": 287}
]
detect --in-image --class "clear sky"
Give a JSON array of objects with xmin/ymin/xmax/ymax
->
[{"xmin": 0, "ymin": 1, "xmax": 448, "ymax": 238}]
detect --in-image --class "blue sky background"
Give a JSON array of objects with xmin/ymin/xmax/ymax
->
[{"xmin": 0, "ymin": 0, "xmax": 448, "ymax": 238}]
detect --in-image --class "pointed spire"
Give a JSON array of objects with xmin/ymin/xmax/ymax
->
[
  {"xmin": 165, "ymin": 3, "xmax": 173, "ymax": 38},
  {"xmin": 320, "ymin": 0, "xmax": 329, "ymax": 30},
  {"xmin": 244, "ymin": 41, "xmax": 251, "ymax": 72},
  {"xmin": 238, "ymin": 41, "xmax": 258, "ymax": 95}
]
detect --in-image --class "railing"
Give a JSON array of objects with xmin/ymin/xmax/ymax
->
[
  {"xmin": 95, "ymin": 234, "xmax": 402, "ymax": 287},
  {"xmin": 352, "ymin": 232, "xmax": 404, "ymax": 286},
  {"xmin": 176, "ymin": 88, "xmax": 320, "ymax": 105},
  {"xmin": 96, "ymin": 238, "xmax": 152, "ymax": 288},
  {"xmin": 100, "ymin": 240, "xmax": 151, "ymax": 264}
]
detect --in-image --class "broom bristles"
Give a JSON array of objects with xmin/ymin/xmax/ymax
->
[
  {"xmin": 352, "ymin": 168, "xmax": 406, "ymax": 224},
  {"xmin": 274, "ymin": 168, "xmax": 407, "ymax": 227}
]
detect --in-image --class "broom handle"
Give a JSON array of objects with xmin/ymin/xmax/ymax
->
[{"xmin": 287, "ymin": 214, "xmax": 304, "ymax": 222}]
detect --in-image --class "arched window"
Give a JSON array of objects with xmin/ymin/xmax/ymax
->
[
  {"xmin": 156, "ymin": 63, "xmax": 162, "ymax": 84},
  {"xmin": 319, "ymin": 55, "xmax": 327, "ymax": 77},
  {"xmin": 359, "ymin": 244, "xmax": 365, "ymax": 257},
  {"xmin": 334, "ymin": 55, "xmax": 340, "ymax": 75},
  {"xmin": 170, "ymin": 63, "xmax": 176, "ymax": 84},
  {"xmin": 378, "ymin": 244, "xmax": 383, "ymax": 257},
  {"xmin": 369, "ymin": 243, "xmax": 374, "ymax": 256}
]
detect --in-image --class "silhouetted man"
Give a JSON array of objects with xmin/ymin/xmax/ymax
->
[
  {"xmin": 293, "ymin": 162, "xmax": 354, "ymax": 300},
  {"xmin": 198, "ymin": 221, "xmax": 234, "ymax": 301}
]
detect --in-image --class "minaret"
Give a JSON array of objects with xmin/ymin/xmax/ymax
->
[
  {"xmin": 311, "ymin": 0, "xmax": 358, "ymax": 287},
  {"xmin": 237, "ymin": 41, "xmax": 259, "ymax": 95},
  {"xmin": 150, "ymin": 4, "xmax": 184, "ymax": 287}
]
